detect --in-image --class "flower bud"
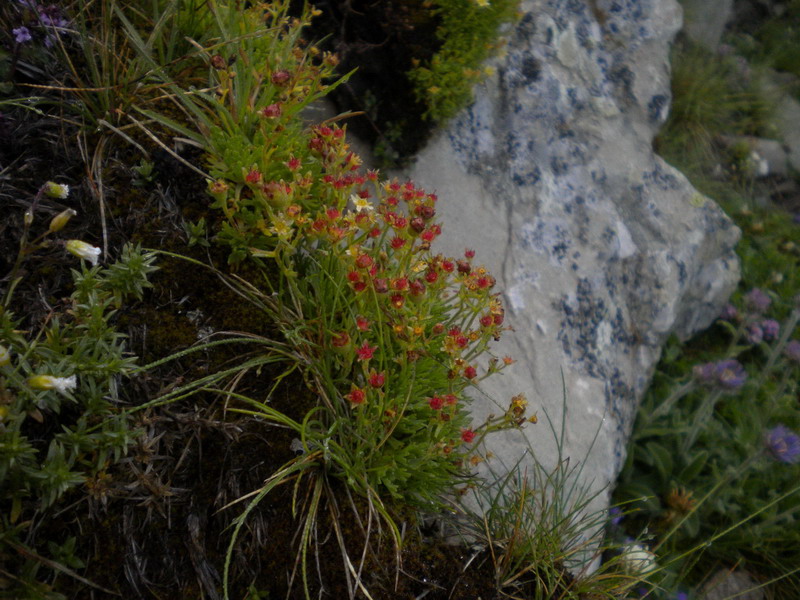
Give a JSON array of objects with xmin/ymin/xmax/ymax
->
[
  {"xmin": 66, "ymin": 239, "xmax": 101, "ymax": 266},
  {"xmin": 48, "ymin": 208, "xmax": 77, "ymax": 233},
  {"xmin": 0, "ymin": 344, "xmax": 11, "ymax": 366},
  {"xmin": 43, "ymin": 181, "xmax": 70, "ymax": 199},
  {"xmin": 28, "ymin": 374, "xmax": 77, "ymax": 394},
  {"xmin": 24, "ymin": 209, "xmax": 34, "ymax": 226}
]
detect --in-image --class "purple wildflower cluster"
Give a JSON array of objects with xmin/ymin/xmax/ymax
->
[
  {"xmin": 765, "ymin": 424, "xmax": 800, "ymax": 464},
  {"xmin": 693, "ymin": 358, "xmax": 747, "ymax": 390},
  {"xmin": 10, "ymin": 1, "xmax": 69, "ymax": 48}
]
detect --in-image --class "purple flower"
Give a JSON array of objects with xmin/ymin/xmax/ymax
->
[
  {"xmin": 12, "ymin": 26, "xmax": 32, "ymax": 43},
  {"xmin": 675, "ymin": 593, "xmax": 689, "ymax": 600},
  {"xmin": 760, "ymin": 319, "xmax": 780, "ymax": 341},
  {"xmin": 785, "ymin": 340, "xmax": 800, "ymax": 364},
  {"xmin": 744, "ymin": 288, "xmax": 771, "ymax": 314},
  {"xmin": 765, "ymin": 425, "xmax": 800, "ymax": 464},
  {"xmin": 609, "ymin": 507, "xmax": 623, "ymax": 526},
  {"xmin": 715, "ymin": 359, "xmax": 747, "ymax": 390},
  {"xmin": 693, "ymin": 361, "xmax": 717, "ymax": 384},
  {"xmin": 745, "ymin": 324, "xmax": 763, "ymax": 345}
]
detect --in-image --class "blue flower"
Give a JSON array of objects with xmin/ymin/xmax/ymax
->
[
  {"xmin": 12, "ymin": 26, "xmax": 32, "ymax": 44},
  {"xmin": 765, "ymin": 424, "xmax": 800, "ymax": 464},
  {"xmin": 715, "ymin": 359, "xmax": 747, "ymax": 390}
]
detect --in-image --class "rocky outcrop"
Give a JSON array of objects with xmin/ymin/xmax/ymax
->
[{"xmin": 400, "ymin": 0, "xmax": 741, "ymax": 524}]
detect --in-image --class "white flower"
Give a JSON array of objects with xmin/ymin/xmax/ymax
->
[
  {"xmin": 44, "ymin": 181, "xmax": 70, "ymax": 199},
  {"xmin": 66, "ymin": 239, "xmax": 101, "ymax": 266},
  {"xmin": 619, "ymin": 543, "xmax": 657, "ymax": 575},
  {"xmin": 0, "ymin": 344, "xmax": 10, "ymax": 366},
  {"xmin": 28, "ymin": 374, "xmax": 77, "ymax": 395},
  {"xmin": 350, "ymin": 194, "xmax": 374, "ymax": 213}
]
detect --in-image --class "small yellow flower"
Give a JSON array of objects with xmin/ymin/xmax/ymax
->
[
  {"xmin": 270, "ymin": 213, "xmax": 294, "ymax": 240},
  {"xmin": 66, "ymin": 240, "xmax": 101, "ymax": 266},
  {"xmin": 28, "ymin": 374, "xmax": 77, "ymax": 395},
  {"xmin": 473, "ymin": 0, "xmax": 490, "ymax": 6},
  {"xmin": 412, "ymin": 261, "xmax": 427, "ymax": 273}
]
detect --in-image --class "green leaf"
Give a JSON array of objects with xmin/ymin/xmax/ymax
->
[
  {"xmin": 679, "ymin": 449, "xmax": 709, "ymax": 483},
  {"xmin": 645, "ymin": 441, "xmax": 674, "ymax": 483}
]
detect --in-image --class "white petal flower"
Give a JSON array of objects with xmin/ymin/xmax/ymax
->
[
  {"xmin": 28, "ymin": 374, "xmax": 77, "ymax": 395},
  {"xmin": 66, "ymin": 239, "xmax": 101, "ymax": 266},
  {"xmin": 619, "ymin": 543, "xmax": 657, "ymax": 575},
  {"xmin": 350, "ymin": 194, "xmax": 374, "ymax": 213}
]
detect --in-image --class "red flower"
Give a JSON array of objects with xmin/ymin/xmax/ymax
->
[
  {"xmin": 355, "ymin": 254, "xmax": 373, "ymax": 269},
  {"xmin": 461, "ymin": 429, "xmax": 476, "ymax": 444},
  {"xmin": 421, "ymin": 229, "xmax": 437, "ymax": 243},
  {"xmin": 368, "ymin": 371, "xmax": 385, "ymax": 388},
  {"xmin": 353, "ymin": 281, "xmax": 367, "ymax": 292},
  {"xmin": 347, "ymin": 271, "xmax": 361, "ymax": 283},
  {"xmin": 441, "ymin": 260, "xmax": 455, "ymax": 273},
  {"xmin": 464, "ymin": 248, "xmax": 475, "ymax": 259},
  {"xmin": 390, "ymin": 294, "xmax": 404, "ymax": 309},
  {"xmin": 391, "ymin": 277, "xmax": 408, "ymax": 291},
  {"xmin": 374, "ymin": 278, "xmax": 389, "ymax": 294},
  {"xmin": 356, "ymin": 316, "xmax": 370, "ymax": 331},
  {"xmin": 410, "ymin": 217, "xmax": 425, "ymax": 233},
  {"xmin": 286, "ymin": 156, "xmax": 301, "ymax": 171},
  {"xmin": 391, "ymin": 236, "xmax": 407, "ymax": 250},
  {"xmin": 480, "ymin": 314, "xmax": 493, "ymax": 328},
  {"xmin": 425, "ymin": 270, "xmax": 439, "ymax": 284},
  {"xmin": 428, "ymin": 396, "xmax": 443, "ymax": 410},
  {"xmin": 271, "ymin": 69, "xmax": 291, "ymax": 85},
  {"xmin": 356, "ymin": 341, "xmax": 376, "ymax": 361},
  {"xmin": 444, "ymin": 394, "xmax": 458, "ymax": 406},
  {"xmin": 464, "ymin": 365, "xmax": 477, "ymax": 379},
  {"xmin": 369, "ymin": 227, "xmax": 381, "ymax": 238},
  {"xmin": 332, "ymin": 331, "xmax": 350, "ymax": 348},
  {"xmin": 410, "ymin": 280, "xmax": 426, "ymax": 297},
  {"xmin": 346, "ymin": 387, "xmax": 366, "ymax": 406},
  {"xmin": 326, "ymin": 208, "xmax": 340, "ymax": 221},
  {"xmin": 432, "ymin": 323, "xmax": 445, "ymax": 335},
  {"xmin": 245, "ymin": 169, "xmax": 262, "ymax": 184},
  {"xmin": 261, "ymin": 103, "xmax": 281, "ymax": 118}
]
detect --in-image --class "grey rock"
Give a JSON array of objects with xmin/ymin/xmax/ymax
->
[
  {"xmin": 682, "ymin": 0, "xmax": 734, "ymax": 49},
  {"xmin": 701, "ymin": 569, "xmax": 764, "ymax": 600},
  {"xmin": 719, "ymin": 135, "xmax": 790, "ymax": 178},
  {"xmin": 399, "ymin": 0, "xmax": 741, "ymax": 529}
]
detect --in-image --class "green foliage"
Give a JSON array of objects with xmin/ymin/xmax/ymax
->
[
  {"xmin": 657, "ymin": 40, "xmax": 775, "ymax": 169},
  {"xmin": 731, "ymin": 0, "xmax": 800, "ymax": 82},
  {"xmin": 616, "ymin": 271, "xmax": 800, "ymax": 596},
  {"xmin": 0, "ymin": 195, "xmax": 157, "ymax": 594},
  {"xmin": 408, "ymin": 0, "xmax": 518, "ymax": 123}
]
